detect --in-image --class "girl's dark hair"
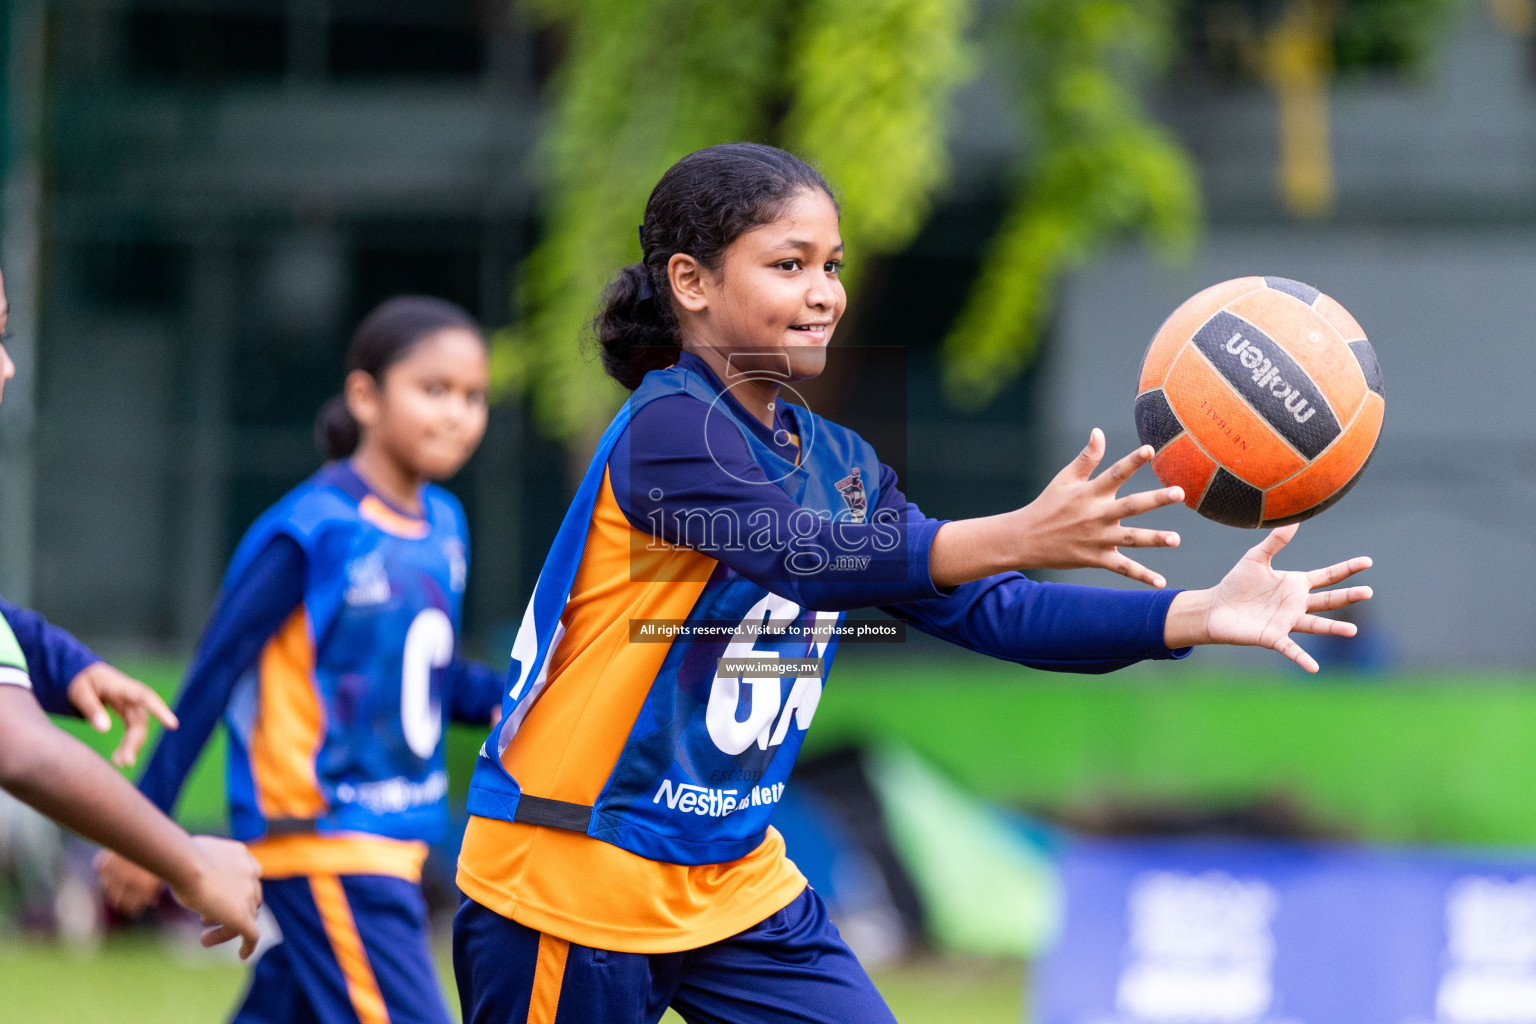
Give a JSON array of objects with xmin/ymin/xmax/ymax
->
[
  {"xmin": 315, "ymin": 295, "xmax": 482, "ymax": 459},
  {"xmin": 594, "ymin": 142, "xmax": 838, "ymax": 390}
]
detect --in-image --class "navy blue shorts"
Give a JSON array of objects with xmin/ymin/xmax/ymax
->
[
  {"xmin": 452, "ymin": 886, "xmax": 896, "ymax": 1024},
  {"xmin": 232, "ymin": 874, "xmax": 452, "ymax": 1024}
]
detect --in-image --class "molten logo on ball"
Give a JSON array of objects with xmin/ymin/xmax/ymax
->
[{"xmin": 1223, "ymin": 334, "xmax": 1316, "ymax": 424}]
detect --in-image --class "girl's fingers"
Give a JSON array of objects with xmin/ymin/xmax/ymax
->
[
  {"xmin": 1067, "ymin": 428, "xmax": 1107, "ymax": 481},
  {"xmin": 1292, "ymin": 613, "xmax": 1358, "ymax": 637},
  {"xmin": 115, "ymin": 706, "xmax": 149, "ymax": 768},
  {"xmin": 1307, "ymin": 585, "xmax": 1373, "ymax": 612},
  {"xmin": 142, "ymin": 688, "xmax": 179, "ymax": 731},
  {"xmin": 200, "ymin": 923, "xmax": 240, "ymax": 949},
  {"xmin": 1094, "ymin": 444, "xmax": 1156, "ymax": 492},
  {"xmin": 1271, "ymin": 635, "xmax": 1319, "ymax": 673},
  {"xmin": 71, "ymin": 681, "xmax": 112, "ymax": 733},
  {"xmin": 1110, "ymin": 553, "xmax": 1167, "ymax": 589},
  {"xmin": 1251, "ymin": 524, "xmax": 1300, "ymax": 563},
  {"xmin": 1117, "ymin": 527, "xmax": 1181, "ymax": 549},
  {"xmin": 1113, "ymin": 486, "xmax": 1185, "ymax": 520},
  {"xmin": 1306, "ymin": 557, "xmax": 1373, "ymax": 589}
]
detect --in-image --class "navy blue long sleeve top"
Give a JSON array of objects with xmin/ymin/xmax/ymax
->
[{"xmin": 608, "ymin": 352, "xmax": 1187, "ymax": 673}]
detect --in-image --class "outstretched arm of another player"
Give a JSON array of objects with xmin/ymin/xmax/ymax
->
[
  {"xmin": 1163, "ymin": 524, "xmax": 1373, "ymax": 673},
  {"xmin": 0, "ymin": 687, "xmax": 262, "ymax": 956},
  {"xmin": 0, "ymin": 597, "xmax": 179, "ymax": 766},
  {"xmin": 930, "ymin": 429, "xmax": 1186, "ymax": 590},
  {"xmin": 67, "ymin": 662, "xmax": 179, "ymax": 767}
]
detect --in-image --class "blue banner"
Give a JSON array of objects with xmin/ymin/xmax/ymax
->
[{"xmin": 1035, "ymin": 839, "xmax": 1536, "ymax": 1024}]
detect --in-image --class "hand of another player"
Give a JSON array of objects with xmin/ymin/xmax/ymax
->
[
  {"xmin": 95, "ymin": 848, "xmax": 168, "ymax": 916},
  {"xmin": 68, "ymin": 662, "xmax": 179, "ymax": 767},
  {"xmin": 1163, "ymin": 524, "xmax": 1373, "ymax": 672},
  {"xmin": 1012, "ymin": 429, "xmax": 1185, "ymax": 587},
  {"xmin": 168, "ymin": 836, "xmax": 264, "ymax": 960}
]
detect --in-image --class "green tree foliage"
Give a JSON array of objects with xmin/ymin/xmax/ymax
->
[
  {"xmin": 496, "ymin": 0, "xmax": 781, "ymax": 442},
  {"xmin": 501, "ymin": 0, "xmax": 973, "ymax": 442},
  {"xmin": 782, "ymin": 0, "xmax": 975, "ymax": 264},
  {"xmin": 502, "ymin": 0, "xmax": 1465, "ymax": 437},
  {"xmin": 941, "ymin": 0, "xmax": 1200, "ymax": 408}
]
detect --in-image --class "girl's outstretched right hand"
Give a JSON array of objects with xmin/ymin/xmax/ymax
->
[
  {"xmin": 929, "ymin": 429, "xmax": 1185, "ymax": 589},
  {"xmin": 1012, "ymin": 428, "xmax": 1187, "ymax": 586}
]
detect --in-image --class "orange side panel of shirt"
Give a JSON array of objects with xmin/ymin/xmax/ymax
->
[{"xmin": 456, "ymin": 469, "xmax": 807, "ymax": 954}]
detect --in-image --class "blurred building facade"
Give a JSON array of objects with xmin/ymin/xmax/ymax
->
[
  {"xmin": 1, "ymin": 0, "xmax": 553, "ymax": 650},
  {"xmin": 0, "ymin": 0, "xmax": 1532, "ymax": 667}
]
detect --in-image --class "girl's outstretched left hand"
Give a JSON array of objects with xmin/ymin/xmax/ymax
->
[{"xmin": 1162, "ymin": 524, "xmax": 1373, "ymax": 673}]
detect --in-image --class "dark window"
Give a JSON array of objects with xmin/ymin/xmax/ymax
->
[
  {"xmin": 328, "ymin": 19, "xmax": 485, "ymax": 79},
  {"xmin": 75, "ymin": 240, "xmax": 188, "ymax": 311},
  {"xmin": 126, "ymin": 10, "xmax": 286, "ymax": 83}
]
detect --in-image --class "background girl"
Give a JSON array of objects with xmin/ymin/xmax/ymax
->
[
  {"xmin": 453, "ymin": 143, "xmax": 1373, "ymax": 1024},
  {"xmin": 98, "ymin": 296, "xmax": 505, "ymax": 1024}
]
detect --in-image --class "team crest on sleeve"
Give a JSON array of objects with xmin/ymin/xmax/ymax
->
[{"xmin": 835, "ymin": 468, "xmax": 868, "ymax": 523}]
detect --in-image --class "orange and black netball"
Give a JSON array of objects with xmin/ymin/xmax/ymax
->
[{"xmin": 1134, "ymin": 276, "xmax": 1385, "ymax": 528}]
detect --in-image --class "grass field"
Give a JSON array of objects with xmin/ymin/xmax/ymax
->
[
  {"xmin": 28, "ymin": 654, "xmax": 1536, "ymax": 1023},
  {"xmin": 0, "ymin": 935, "xmax": 1027, "ymax": 1024}
]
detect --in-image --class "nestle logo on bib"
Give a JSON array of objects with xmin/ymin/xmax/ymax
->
[{"xmin": 653, "ymin": 779, "xmax": 784, "ymax": 817}]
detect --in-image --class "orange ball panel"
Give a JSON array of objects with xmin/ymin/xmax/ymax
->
[
  {"xmin": 1152, "ymin": 432, "xmax": 1218, "ymax": 511},
  {"xmin": 1164, "ymin": 349, "xmax": 1309, "ymax": 489},
  {"xmin": 1224, "ymin": 290, "xmax": 1368, "ymax": 421},
  {"xmin": 1139, "ymin": 276, "xmax": 1266, "ymax": 391},
  {"xmin": 1263, "ymin": 391, "xmax": 1385, "ymax": 521},
  {"xmin": 1313, "ymin": 294, "xmax": 1367, "ymax": 343}
]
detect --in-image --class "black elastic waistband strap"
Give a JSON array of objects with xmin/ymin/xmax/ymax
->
[{"xmin": 513, "ymin": 794, "xmax": 592, "ymax": 832}]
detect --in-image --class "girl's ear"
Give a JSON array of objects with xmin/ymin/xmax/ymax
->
[
  {"xmin": 344, "ymin": 369, "xmax": 382, "ymax": 430},
  {"xmin": 668, "ymin": 253, "xmax": 709, "ymax": 313}
]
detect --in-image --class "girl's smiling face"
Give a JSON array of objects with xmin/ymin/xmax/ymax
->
[
  {"xmin": 348, "ymin": 326, "xmax": 490, "ymax": 482},
  {"xmin": 671, "ymin": 188, "xmax": 845, "ymax": 384}
]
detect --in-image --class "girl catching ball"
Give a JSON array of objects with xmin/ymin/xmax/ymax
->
[
  {"xmin": 453, "ymin": 143, "xmax": 1373, "ymax": 1024},
  {"xmin": 98, "ymin": 296, "xmax": 506, "ymax": 1024}
]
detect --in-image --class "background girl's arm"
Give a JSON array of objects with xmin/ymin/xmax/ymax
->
[
  {"xmin": 136, "ymin": 534, "xmax": 306, "ymax": 817},
  {"xmin": 0, "ymin": 686, "xmax": 263, "ymax": 957},
  {"xmin": 98, "ymin": 534, "xmax": 305, "ymax": 916},
  {"xmin": 0, "ymin": 596, "xmax": 179, "ymax": 766}
]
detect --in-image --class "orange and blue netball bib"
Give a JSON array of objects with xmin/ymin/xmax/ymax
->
[
  {"xmin": 467, "ymin": 364, "xmax": 885, "ymax": 865},
  {"xmin": 223, "ymin": 464, "xmax": 471, "ymax": 843}
]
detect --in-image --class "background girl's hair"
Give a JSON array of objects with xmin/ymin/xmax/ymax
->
[
  {"xmin": 593, "ymin": 142, "xmax": 837, "ymax": 390},
  {"xmin": 315, "ymin": 295, "xmax": 482, "ymax": 459}
]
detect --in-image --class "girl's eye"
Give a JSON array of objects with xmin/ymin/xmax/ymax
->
[
  {"xmin": 775, "ymin": 260, "xmax": 801, "ymax": 272},
  {"xmin": 425, "ymin": 382, "xmax": 447, "ymax": 397},
  {"xmin": 825, "ymin": 261, "xmax": 843, "ymax": 275}
]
